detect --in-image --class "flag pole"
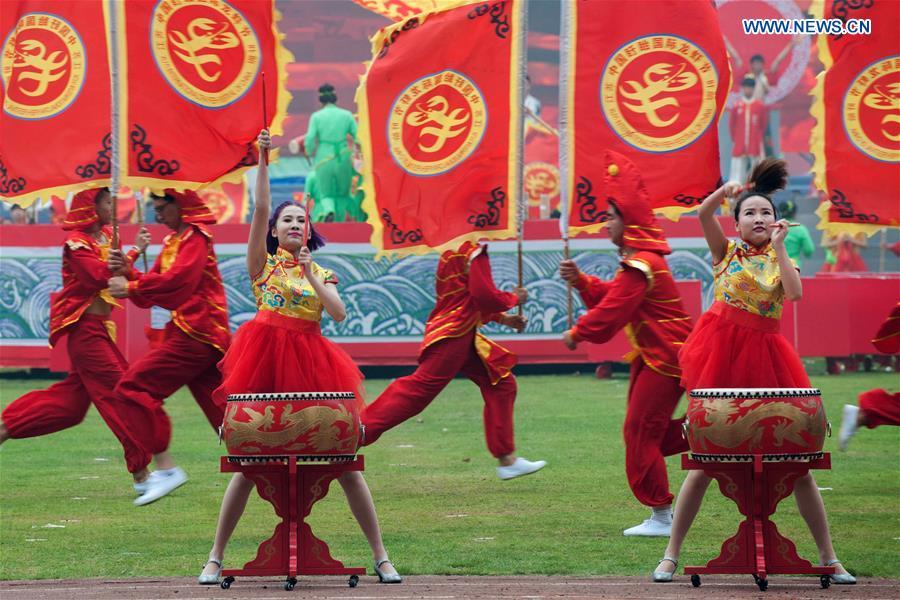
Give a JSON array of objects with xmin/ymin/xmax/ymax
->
[
  {"xmin": 558, "ymin": 0, "xmax": 573, "ymax": 329},
  {"xmin": 108, "ymin": 0, "xmax": 120, "ymax": 248},
  {"xmin": 135, "ymin": 191, "xmax": 149, "ymax": 272},
  {"xmin": 261, "ymin": 71, "xmax": 269, "ymax": 165},
  {"xmin": 514, "ymin": 0, "xmax": 528, "ymax": 319}
]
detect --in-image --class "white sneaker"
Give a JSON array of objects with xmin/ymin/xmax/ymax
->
[
  {"xmin": 497, "ymin": 457, "xmax": 546, "ymax": 480},
  {"xmin": 134, "ymin": 467, "xmax": 188, "ymax": 506},
  {"xmin": 624, "ymin": 518, "xmax": 672, "ymax": 537},
  {"xmin": 839, "ymin": 404, "xmax": 859, "ymax": 451},
  {"xmin": 133, "ymin": 470, "xmax": 167, "ymax": 496}
]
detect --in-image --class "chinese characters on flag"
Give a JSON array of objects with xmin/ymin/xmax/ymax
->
[
  {"xmin": 562, "ymin": 0, "xmax": 731, "ymax": 236},
  {"xmin": 357, "ymin": 1, "xmax": 525, "ymax": 255}
]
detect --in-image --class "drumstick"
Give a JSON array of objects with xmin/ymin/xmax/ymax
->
[
  {"xmin": 767, "ymin": 223, "xmax": 801, "ymax": 228},
  {"xmin": 300, "ymin": 195, "xmax": 315, "ymax": 278}
]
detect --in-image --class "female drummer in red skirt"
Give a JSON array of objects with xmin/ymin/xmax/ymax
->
[
  {"xmin": 651, "ymin": 159, "xmax": 855, "ymax": 584},
  {"xmin": 198, "ymin": 131, "xmax": 400, "ymax": 585}
]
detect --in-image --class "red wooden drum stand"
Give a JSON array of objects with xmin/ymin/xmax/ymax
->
[
  {"xmin": 683, "ymin": 389, "xmax": 835, "ymax": 591},
  {"xmin": 218, "ymin": 392, "xmax": 366, "ymax": 590}
]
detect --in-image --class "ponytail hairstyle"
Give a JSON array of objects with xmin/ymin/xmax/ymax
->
[
  {"xmin": 265, "ymin": 201, "xmax": 327, "ymax": 255},
  {"xmin": 733, "ymin": 158, "xmax": 787, "ymax": 221},
  {"xmin": 318, "ymin": 83, "xmax": 337, "ymax": 105}
]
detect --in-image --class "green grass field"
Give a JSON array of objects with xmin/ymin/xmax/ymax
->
[{"xmin": 1, "ymin": 370, "xmax": 897, "ymax": 581}]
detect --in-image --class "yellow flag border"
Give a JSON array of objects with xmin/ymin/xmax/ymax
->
[
  {"xmin": 809, "ymin": 0, "xmax": 889, "ymax": 237},
  {"xmin": 356, "ymin": 1, "xmax": 524, "ymax": 259}
]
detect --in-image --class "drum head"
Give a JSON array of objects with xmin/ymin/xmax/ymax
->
[
  {"xmin": 227, "ymin": 392, "xmax": 357, "ymax": 402},
  {"xmin": 689, "ymin": 388, "xmax": 821, "ymax": 398}
]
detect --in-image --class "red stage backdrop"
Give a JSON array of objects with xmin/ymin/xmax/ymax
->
[
  {"xmin": 1, "ymin": 2, "xmax": 112, "ymax": 206},
  {"xmin": 562, "ymin": 0, "xmax": 731, "ymax": 236},
  {"xmin": 117, "ymin": 0, "xmax": 292, "ymax": 192},
  {"xmin": 356, "ymin": 0, "xmax": 525, "ymax": 256},
  {"xmin": 811, "ymin": 0, "xmax": 900, "ymax": 236}
]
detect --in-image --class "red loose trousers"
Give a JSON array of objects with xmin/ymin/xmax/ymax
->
[
  {"xmin": 2, "ymin": 315, "xmax": 151, "ymax": 472},
  {"xmin": 112, "ymin": 322, "xmax": 224, "ymax": 468},
  {"xmin": 360, "ymin": 328, "xmax": 516, "ymax": 458},
  {"xmin": 859, "ymin": 389, "xmax": 900, "ymax": 428}
]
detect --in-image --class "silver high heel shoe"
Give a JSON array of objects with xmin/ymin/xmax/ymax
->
[
  {"xmin": 652, "ymin": 557, "xmax": 677, "ymax": 582},
  {"xmin": 198, "ymin": 558, "xmax": 222, "ymax": 585},
  {"xmin": 374, "ymin": 558, "xmax": 402, "ymax": 583},
  {"xmin": 825, "ymin": 559, "xmax": 856, "ymax": 584}
]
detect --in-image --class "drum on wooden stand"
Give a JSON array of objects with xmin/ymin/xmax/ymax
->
[
  {"xmin": 680, "ymin": 388, "xmax": 835, "ymax": 591},
  {"xmin": 217, "ymin": 391, "xmax": 365, "ymax": 590}
]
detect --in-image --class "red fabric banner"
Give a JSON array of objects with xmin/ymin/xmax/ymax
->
[
  {"xmin": 352, "ymin": 0, "xmax": 466, "ymax": 22},
  {"xmin": 0, "ymin": 2, "xmax": 111, "ymax": 207},
  {"xmin": 811, "ymin": 0, "xmax": 900, "ymax": 236},
  {"xmin": 357, "ymin": 1, "xmax": 525, "ymax": 256},
  {"xmin": 117, "ymin": 0, "xmax": 292, "ymax": 192},
  {"xmin": 199, "ymin": 180, "xmax": 249, "ymax": 224},
  {"xmin": 524, "ymin": 120, "xmax": 559, "ymax": 220},
  {"xmin": 562, "ymin": 0, "xmax": 731, "ymax": 236}
]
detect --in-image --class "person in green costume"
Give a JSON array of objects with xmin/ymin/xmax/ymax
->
[
  {"xmin": 304, "ymin": 84, "xmax": 363, "ymax": 222},
  {"xmin": 778, "ymin": 198, "xmax": 814, "ymax": 268}
]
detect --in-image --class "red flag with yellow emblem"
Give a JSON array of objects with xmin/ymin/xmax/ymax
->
[
  {"xmin": 811, "ymin": 0, "xmax": 900, "ymax": 235},
  {"xmin": 199, "ymin": 180, "xmax": 249, "ymax": 224},
  {"xmin": 115, "ymin": 0, "xmax": 292, "ymax": 192},
  {"xmin": 0, "ymin": 2, "xmax": 112, "ymax": 207},
  {"xmin": 561, "ymin": 0, "xmax": 730, "ymax": 236},
  {"xmin": 357, "ymin": 1, "xmax": 525, "ymax": 255}
]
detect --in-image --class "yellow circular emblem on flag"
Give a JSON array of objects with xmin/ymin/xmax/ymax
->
[
  {"xmin": 524, "ymin": 162, "xmax": 560, "ymax": 206},
  {"xmin": 151, "ymin": 0, "xmax": 260, "ymax": 108},
  {"xmin": 388, "ymin": 70, "xmax": 487, "ymax": 176},
  {"xmin": 1, "ymin": 13, "xmax": 86, "ymax": 120},
  {"xmin": 600, "ymin": 35, "xmax": 718, "ymax": 153},
  {"xmin": 842, "ymin": 56, "xmax": 900, "ymax": 164},
  {"xmin": 200, "ymin": 188, "xmax": 235, "ymax": 223}
]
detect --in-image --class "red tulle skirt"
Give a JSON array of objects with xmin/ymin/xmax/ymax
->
[
  {"xmin": 679, "ymin": 301, "xmax": 811, "ymax": 392},
  {"xmin": 215, "ymin": 310, "xmax": 365, "ymax": 411}
]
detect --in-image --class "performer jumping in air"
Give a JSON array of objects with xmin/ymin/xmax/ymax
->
[
  {"xmin": 107, "ymin": 189, "xmax": 231, "ymax": 506},
  {"xmin": 559, "ymin": 151, "xmax": 691, "ymax": 537},
  {"xmin": 651, "ymin": 159, "xmax": 855, "ymax": 584},
  {"xmin": 198, "ymin": 130, "xmax": 401, "ymax": 586},
  {"xmin": 360, "ymin": 239, "xmax": 546, "ymax": 480},
  {"xmin": 0, "ymin": 190, "xmax": 149, "ymax": 482}
]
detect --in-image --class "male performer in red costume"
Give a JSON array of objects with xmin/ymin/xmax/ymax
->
[
  {"xmin": 840, "ymin": 302, "xmax": 900, "ymax": 449},
  {"xmin": 107, "ymin": 189, "xmax": 230, "ymax": 506},
  {"xmin": 728, "ymin": 77, "xmax": 767, "ymax": 185},
  {"xmin": 560, "ymin": 151, "xmax": 692, "ymax": 537},
  {"xmin": 0, "ymin": 190, "xmax": 149, "ymax": 477},
  {"xmin": 361, "ymin": 240, "xmax": 546, "ymax": 480}
]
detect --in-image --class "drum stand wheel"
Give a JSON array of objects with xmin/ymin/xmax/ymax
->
[
  {"xmin": 348, "ymin": 575, "xmax": 359, "ymax": 587},
  {"xmin": 753, "ymin": 574, "xmax": 769, "ymax": 591},
  {"xmin": 690, "ymin": 574, "xmax": 701, "ymax": 588},
  {"xmin": 220, "ymin": 576, "xmax": 235, "ymax": 589},
  {"xmin": 820, "ymin": 575, "xmax": 831, "ymax": 589},
  {"xmin": 284, "ymin": 577, "xmax": 298, "ymax": 591}
]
